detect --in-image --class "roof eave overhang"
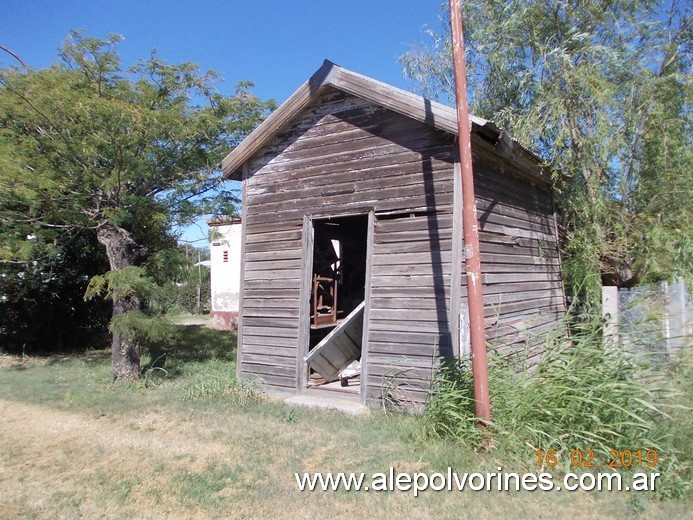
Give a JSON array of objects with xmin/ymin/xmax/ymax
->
[{"xmin": 221, "ymin": 60, "xmax": 550, "ymax": 186}]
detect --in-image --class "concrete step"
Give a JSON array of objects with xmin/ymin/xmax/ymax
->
[{"xmin": 284, "ymin": 394, "xmax": 369, "ymax": 416}]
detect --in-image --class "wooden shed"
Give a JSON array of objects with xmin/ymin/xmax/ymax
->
[{"xmin": 221, "ymin": 60, "xmax": 566, "ymax": 407}]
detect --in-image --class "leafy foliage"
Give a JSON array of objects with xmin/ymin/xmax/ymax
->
[
  {"xmin": 109, "ymin": 310, "xmax": 179, "ymax": 345},
  {"xmin": 156, "ymin": 246, "xmax": 212, "ymax": 315},
  {"xmin": 401, "ymin": 1, "xmax": 692, "ymax": 301},
  {"xmin": 85, "ymin": 265, "xmax": 179, "ymax": 349},
  {"xmin": 86, "ymin": 266, "xmax": 161, "ymax": 304},
  {"xmin": 0, "ymin": 30, "xmax": 274, "ymax": 251},
  {"xmin": 0, "ymin": 229, "xmax": 110, "ymax": 353},
  {"xmin": 0, "ymin": 31, "xmax": 274, "ymax": 372}
]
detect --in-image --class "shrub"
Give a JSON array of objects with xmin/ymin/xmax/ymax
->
[{"xmin": 420, "ymin": 313, "xmax": 691, "ymax": 499}]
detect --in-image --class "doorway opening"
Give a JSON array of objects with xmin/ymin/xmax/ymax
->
[{"xmin": 305, "ymin": 214, "xmax": 368, "ymax": 394}]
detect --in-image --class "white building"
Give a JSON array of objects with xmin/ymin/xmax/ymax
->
[{"xmin": 209, "ymin": 217, "xmax": 242, "ymax": 330}]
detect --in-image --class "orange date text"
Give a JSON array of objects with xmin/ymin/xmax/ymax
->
[{"xmin": 535, "ymin": 449, "xmax": 658, "ymax": 468}]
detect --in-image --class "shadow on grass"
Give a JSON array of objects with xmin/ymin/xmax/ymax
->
[
  {"xmin": 3, "ymin": 325, "xmax": 237, "ymax": 384},
  {"xmin": 44, "ymin": 348, "xmax": 112, "ymax": 367},
  {"xmin": 3, "ymin": 339, "xmax": 112, "ymax": 370},
  {"xmin": 159, "ymin": 325, "xmax": 237, "ymax": 363},
  {"xmin": 143, "ymin": 324, "xmax": 238, "ymax": 381}
]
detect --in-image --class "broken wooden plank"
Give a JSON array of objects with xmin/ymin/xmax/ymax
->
[{"xmin": 305, "ymin": 301, "xmax": 365, "ymax": 381}]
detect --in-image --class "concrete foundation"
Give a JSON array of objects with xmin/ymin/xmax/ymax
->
[
  {"xmin": 284, "ymin": 394, "xmax": 369, "ymax": 416},
  {"xmin": 210, "ymin": 310, "xmax": 238, "ymax": 331}
]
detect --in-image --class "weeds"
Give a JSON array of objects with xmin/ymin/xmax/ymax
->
[
  {"xmin": 183, "ymin": 371, "xmax": 265, "ymax": 406},
  {"xmin": 282, "ymin": 408, "xmax": 299, "ymax": 424},
  {"xmin": 419, "ymin": 313, "xmax": 691, "ymax": 499},
  {"xmin": 379, "ymin": 363, "xmax": 421, "ymax": 414}
]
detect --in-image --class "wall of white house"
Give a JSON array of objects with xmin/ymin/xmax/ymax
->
[{"xmin": 209, "ymin": 220, "xmax": 242, "ymax": 330}]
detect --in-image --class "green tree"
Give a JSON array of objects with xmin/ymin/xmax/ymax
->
[
  {"xmin": 401, "ymin": 1, "xmax": 691, "ymax": 301},
  {"xmin": 157, "ymin": 244, "xmax": 212, "ymax": 315},
  {"xmin": 0, "ymin": 228, "xmax": 111, "ymax": 354},
  {"xmin": 0, "ymin": 31, "xmax": 274, "ymax": 378}
]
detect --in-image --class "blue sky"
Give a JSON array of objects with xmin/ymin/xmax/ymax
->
[{"xmin": 2, "ymin": 0, "xmax": 448, "ymax": 244}]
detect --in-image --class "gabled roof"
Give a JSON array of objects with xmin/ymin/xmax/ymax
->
[{"xmin": 222, "ymin": 60, "xmax": 547, "ymax": 184}]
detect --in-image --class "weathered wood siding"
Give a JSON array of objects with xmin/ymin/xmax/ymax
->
[
  {"xmin": 238, "ymin": 88, "xmax": 565, "ymax": 405},
  {"xmin": 368, "ymin": 209, "xmax": 455, "ymax": 405},
  {"xmin": 240, "ymin": 89, "xmax": 456, "ymax": 401},
  {"xmin": 471, "ymin": 140, "xmax": 566, "ymax": 364}
]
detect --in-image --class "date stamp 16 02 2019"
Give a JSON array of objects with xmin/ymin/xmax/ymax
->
[{"xmin": 536, "ymin": 449, "xmax": 659, "ymax": 469}]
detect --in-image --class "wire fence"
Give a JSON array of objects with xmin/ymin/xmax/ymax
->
[{"xmin": 604, "ymin": 278, "xmax": 691, "ymax": 359}]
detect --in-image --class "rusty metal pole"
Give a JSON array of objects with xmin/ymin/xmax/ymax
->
[{"xmin": 448, "ymin": 0, "xmax": 491, "ymax": 426}]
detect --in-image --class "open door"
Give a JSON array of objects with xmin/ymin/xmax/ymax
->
[
  {"xmin": 305, "ymin": 301, "xmax": 364, "ymax": 381},
  {"xmin": 305, "ymin": 214, "xmax": 368, "ymax": 393}
]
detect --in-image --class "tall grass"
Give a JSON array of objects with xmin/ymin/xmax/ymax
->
[
  {"xmin": 419, "ymin": 313, "xmax": 691, "ymax": 499},
  {"xmin": 183, "ymin": 372, "xmax": 265, "ymax": 406},
  {"xmin": 176, "ymin": 356, "xmax": 265, "ymax": 406}
]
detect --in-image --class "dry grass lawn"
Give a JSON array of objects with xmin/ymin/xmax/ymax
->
[{"xmin": 0, "ymin": 339, "xmax": 689, "ymax": 519}]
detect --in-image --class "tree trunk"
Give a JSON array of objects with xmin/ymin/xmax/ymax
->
[
  {"xmin": 96, "ymin": 223, "xmax": 149, "ymax": 381},
  {"xmin": 110, "ymin": 295, "xmax": 141, "ymax": 381}
]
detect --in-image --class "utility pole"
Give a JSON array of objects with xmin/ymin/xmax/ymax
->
[
  {"xmin": 448, "ymin": 0, "xmax": 491, "ymax": 426},
  {"xmin": 196, "ymin": 250, "xmax": 202, "ymax": 314}
]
